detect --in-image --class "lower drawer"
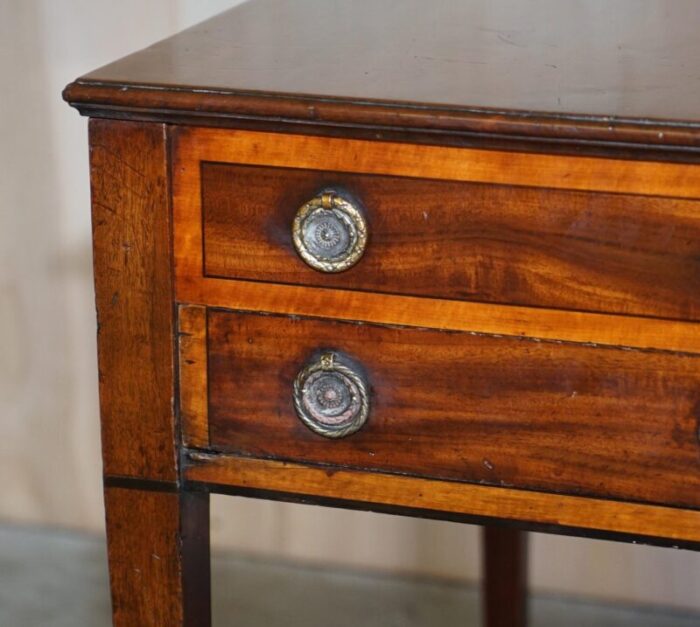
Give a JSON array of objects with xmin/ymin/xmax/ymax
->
[{"xmin": 203, "ymin": 309, "xmax": 700, "ymax": 509}]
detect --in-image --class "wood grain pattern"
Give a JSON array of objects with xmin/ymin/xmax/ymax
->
[
  {"xmin": 201, "ymin": 162, "xmax": 700, "ymax": 321},
  {"xmin": 104, "ymin": 487, "xmax": 210, "ymax": 627},
  {"xmin": 63, "ymin": 0, "xmax": 700, "ymax": 150},
  {"xmin": 177, "ymin": 279, "xmax": 700, "ymax": 355},
  {"xmin": 483, "ymin": 527, "xmax": 528, "ymax": 627},
  {"xmin": 184, "ymin": 454, "xmax": 700, "ymax": 546},
  {"xmin": 173, "ymin": 127, "xmax": 700, "ymax": 354},
  {"xmin": 178, "ymin": 305, "xmax": 209, "ymax": 449},
  {"xmin": 174, "ymin": 127, "xmax": 700, "ymax": 199},
  {"xmin": 69, "ymin": 6, "xmax": 700, "ymax": 616},
  {"xmin": 206, "ymin": 310, "xmax": 700, "ymax": 509},
  {"xmin": 89, "ymin": 119, "xmax": 176, "ymax": 480}
]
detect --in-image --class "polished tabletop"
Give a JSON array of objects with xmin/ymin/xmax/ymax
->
[{"xmin": 65, "ymin": 0, "xmax": 700, "ymax": 148}]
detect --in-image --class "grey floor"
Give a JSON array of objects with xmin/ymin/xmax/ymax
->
[{"xmin": 0, "ymin": 524, "xmax": 698, "ymax": 627}]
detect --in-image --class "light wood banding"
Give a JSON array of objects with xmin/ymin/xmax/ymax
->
[
  {"xmin": 173, "ymin": 127, "xmax": 700, "ymax": 353},
  {"xmin": 177, "ymin": 280, "xmax": 700, "ymax": 354},
  {"xmin": 184, "ymin": 454, "xmax": 700, "ymax": 546},
  {"xmin": 174, "ymin": 127, "xmax": 700, "ymax": 198},
  {"xmin": 178, "ymin": 305, "xmax": 209, "ymax": 448}
]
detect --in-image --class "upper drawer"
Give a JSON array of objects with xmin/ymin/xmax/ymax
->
[
  {"xmin": 174, "ymin": 128, "xmax": 700, "ymax": 322},
  {"xmin": 200, "ymin": 162, "xmax": 700, "ymax": 321}
]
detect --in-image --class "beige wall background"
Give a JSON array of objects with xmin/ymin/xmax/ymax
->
[{"xmin": 1, "ymin": 0, "xmax": 698, "ymax": 613}]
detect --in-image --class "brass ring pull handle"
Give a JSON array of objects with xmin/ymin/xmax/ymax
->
[
  {"xmin": 292, "ymin": 190, "xmax": 368, "ymax": 272},
  {"xmin": 292, "ymin": 352, "xmax": 370, "ymax": 438}
]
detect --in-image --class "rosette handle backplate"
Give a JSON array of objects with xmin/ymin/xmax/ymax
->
[
  {"xmin": 292, "ymin": 351, "xmax": 370, "ymax": 439},
  {"xmin": 292, "ymin": 190, "xmax": 368, "ymax": 273}
]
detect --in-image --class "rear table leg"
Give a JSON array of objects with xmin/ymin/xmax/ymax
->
[{"xmin": 482, "ymin": 525, "xmax": 528, "ymax": 627}]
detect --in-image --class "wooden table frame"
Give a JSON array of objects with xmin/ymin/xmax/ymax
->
[{"xmin": 89, "ymin": 117, "xmax": 700, "ymax": 627}]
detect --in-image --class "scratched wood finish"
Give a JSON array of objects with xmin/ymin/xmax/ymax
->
[
  {"xmin": 206, "ymin": 310, "xmax": 700, "ymax": 509},
  {"xmin": 184, "ymin": 454, "xmax": 700, "ymax": 546},
  {"xmin": 89, "ymin": 119, "xmax": 177, "ymax": 480},
  {"xmin": 104, "ymin": 487, "xmax": 210, "ymax": 627},
  {"xmin": 63, "ymin": 0, "xmax": 700, "ymax": 151},
  {"xmin": 202, "ymin": 162, "xmax": 700, "ymax": 321},
  {"xmin": 178, "ymin": 305, "xmax": 209, "ymax": 448}
]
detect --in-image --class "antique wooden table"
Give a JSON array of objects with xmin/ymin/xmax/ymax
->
[{"xmin": 65, "ymin": 1, "xmax": 700, "ymax": 625}]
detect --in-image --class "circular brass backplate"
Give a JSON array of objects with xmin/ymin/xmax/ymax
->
[
  {"xmin": 292, "ymin": 191, "xmax": 367, "ymax": 273},
  {"xmin": 292, "ymin": 352, "xmax": 370, "ymax": 438}
]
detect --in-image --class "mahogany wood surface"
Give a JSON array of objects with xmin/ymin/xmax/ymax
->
[
  {"xmin": 202, "ymin": 161, "xmax": 700, "ymax": 321},
  {"xmin": 90, "ymin": 120, "xmax": 213, "ymax": 625},
  {"xmin": 70, "ymin": 3, "xmax": 700, "ymax": 624},
  {"xmin": 89, "ymin": 119, "xmax": 176, "ymax": 481},
  {"xmin": 174, "ymin": 127, "xmax": 700, "ymax": 200},
  {"xmin": 176, "ymin": 278, "xmax": 700, "ymax": 355},
  {"xmin": 483, "ymin": 527, "xmax": 528, "ymax": 627},
  {"xmin": 184, "ymin": 454, "xmax": 700, "ymax": 547},
  {"xmin": 64, "ymin": 1, "xmax": 700, "ymax": 151},
  {"xmin": 205, "ymin": 309, "xmax": 700, "ymax": 509},
  {"xmin": 104, "ymin": 487, "xmax": 210, "ymax": 627},
  {"xmin": 173, "ymin": 127, "xmax": 700, "ymax": 356}
]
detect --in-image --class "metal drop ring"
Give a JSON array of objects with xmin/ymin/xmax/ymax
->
[
  {"xmin": 292, "ymin": 352, "xmax": 370, "ymax": 438},
  {"xmin": 292, "ymin": 191, "xmax": 368, "ymax": 273}
]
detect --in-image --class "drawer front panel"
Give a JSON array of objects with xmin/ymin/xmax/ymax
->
[
  {"xmin": 206, "ymin": 309, "xmax": 700, "ymax": 509},
  {"xmin": 201, "ymin": 162, "xmax": 700, "ymax": 321}
]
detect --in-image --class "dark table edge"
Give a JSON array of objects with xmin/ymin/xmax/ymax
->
[{"xmin": 64, "ymin": 80, "xmax": 700, "ymax": 157}]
